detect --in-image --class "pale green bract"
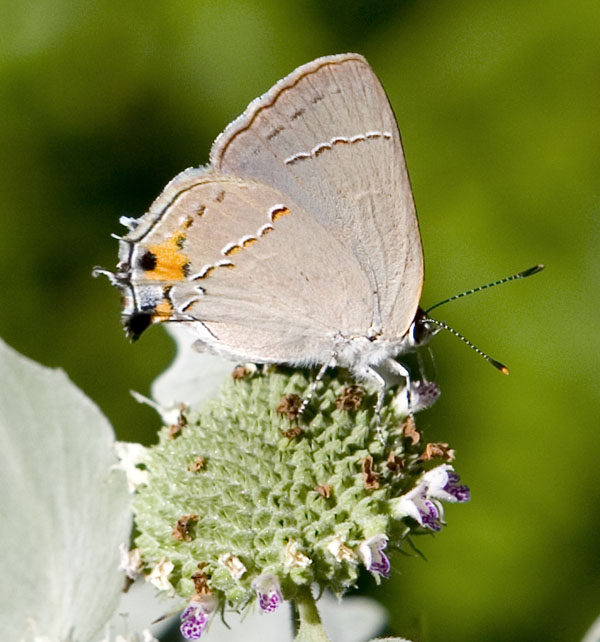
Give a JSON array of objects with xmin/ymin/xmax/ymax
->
[
  {"xmin": 151, "ymin": 325, "xmax": 235, "ymax": 422},
  {"xmin": 0, "ymin": 338, "xmax": 132, "ymax": 642}
]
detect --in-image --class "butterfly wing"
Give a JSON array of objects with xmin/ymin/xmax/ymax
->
[
  {"xmin": 211, "ymin": 53, "xmax": 424, "ymax": 339},
  {"xmin": 117, "ymin": 169, "xmax": 374, "ymax": 364}
]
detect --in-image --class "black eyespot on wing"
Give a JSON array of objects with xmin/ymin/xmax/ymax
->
[
  {"xmin": 124, "ymin": 312, "xmax": 153, "ymax": 341},
  {"xmin": 138, "ymin": 250, "xmax": 157, "ymax": 271}
]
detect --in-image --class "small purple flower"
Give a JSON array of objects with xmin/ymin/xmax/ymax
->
[
  {"xmin": 180, "ymin": 607, "xmax": 208, "ymax": 640},
  {"xmin": 392, "ymin": 465, "xmax": 470, "ymax": 531},
  {"xmin": 425, "ymin": 466, "xmax": 471, "ymax": 504},
  {"xmin": 358, "ymin": 534, "xmax": 391, "ymax": 578},
  {"xmin": 393, "ymin": 380, "xmax": 441, "ymax": 415},
  {"xmin": 179, "ymin": 595, "xmax": 217, "ymax": 640},
  {"xmin": 410, "ymin": 381, "xmax": 441, "ymax": 413},
  {"xmin": 251, "ymin": 573, "xmax": 284, "ymax": 612},
  {"xmin": 418, "ymin": 497, "xmax": 443, "ymax": 532}
]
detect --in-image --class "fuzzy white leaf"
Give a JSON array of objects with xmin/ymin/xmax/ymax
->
[
  {"xmin": 582, "ymin": 614, "xmax": 600, "ymax": 642},
  {"xmin": 0, "ymin": 338, "xmax": 132, "ymax": 642},
  {"xmin": 151, "ymin": 325, "xmax": 234, "ymax": 415}
]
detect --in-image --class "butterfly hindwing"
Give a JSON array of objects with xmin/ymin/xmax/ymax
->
[{"xmin": 211, "ymin": 53, "xmax": 423, "ymax": 338}]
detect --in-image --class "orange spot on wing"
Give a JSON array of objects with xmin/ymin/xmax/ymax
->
[
  {"xmin": 271, "ymin": 207, "xmax": 290, "ymax": 221},
  {"xmin": 153, "ymin": 299, "xmax": 173, "ymax": 320},
  {"xmin": 243, "ymin": 238, "xmax": 257, "ymax": 247},
  {"xmin": 224, "ymin": 245, "xmax": 242, "ymax": 256},
  {"xmin": 146, "ymin": 231, "xmax": 189, "ymax": 282}
]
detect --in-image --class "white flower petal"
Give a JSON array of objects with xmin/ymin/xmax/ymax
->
[
  {"xmin": 391, "ymin": 495, "xmax": 425, "ymax": 524},
  {"xmin": 327, "ymin": 535, "xmax": 357, "ymax": 562},
  {"xmin": 119, "ymin": 545, "xmax": 142, "ymax": 580},
  {"xmin": 147, "ymin": 558, "xmax": 175, "ymax": 592},
  {"xmin": 283, "ymin": 540, "xmax": 312, "ymax": 569},
  {"xmin": 423, "ymin": 465, "xmax": 463, "ymax": 503},
  {"xmin": 422, "ymin": 464, "xmax": 451, "ymax": 490},
  {"xmin": 114, "ymin": 442, "xmax": 149, "ymax": 492},
  {"xmin": 218, "ymin": 552, "xmax": 247, "ymax": 579}
]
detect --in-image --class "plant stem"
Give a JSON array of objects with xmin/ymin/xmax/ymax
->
[{"xmin": 293, "ymin": 587, "xmax": 332, "ymax": 642}]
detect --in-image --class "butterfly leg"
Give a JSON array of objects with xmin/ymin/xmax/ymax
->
[
  {"xmin": 370, "ymin": 371, "xmax": 388, "ymax": 418},
  {"xmin": 299, "ymin": 354, "xmax": 338, "ymax": 415},
  {"xmin": 383, "ymin": 358, "xmax": 413, "ymax": 415},
  {"xmin": 350, "ymin": 365, "xmax": 387, "ymax": 443},
  {"xmin": 385, "ymin": 357, "xmax": 441, "ymax": 415}
]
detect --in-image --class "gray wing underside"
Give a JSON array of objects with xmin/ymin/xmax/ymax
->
[
  {"xmin": 129, "ymin": 172, "xmax": 374, "ymax": 364},
  {"xmin": 210, "ymin": 53, "xmax": 424, "ymax": 338}
]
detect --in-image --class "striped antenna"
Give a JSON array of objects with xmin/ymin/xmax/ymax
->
[
  {"xmin": 423, "ymin": 317, "xmax": 510, "ymax": 375},
  {"xmin": 424, "ymin": 264, "xmax": 544, "ymax": 315}
]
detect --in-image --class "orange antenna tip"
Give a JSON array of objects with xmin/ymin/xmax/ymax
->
[{"xmin": 489, "ymin": 358, "xmax": 510, "ymax": 375}]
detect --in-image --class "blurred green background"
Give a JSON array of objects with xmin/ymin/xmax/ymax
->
[{"xmin": 1, "ymin": 1, "xmax": 599, "ymax": 640}]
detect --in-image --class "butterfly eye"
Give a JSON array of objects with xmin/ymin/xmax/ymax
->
[
  {"xmin": 407, "ymin": 308, "xmax": 431, "ymax": 347},
  {"xmin": 412, "ymin": 319, "xmax": 431, "ymax": 346}
]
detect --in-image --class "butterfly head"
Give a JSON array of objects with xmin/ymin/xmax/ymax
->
[
  {"xmin": 408, "ymin": 308, "xmax": 443, "ymax": 349},
  {"xmin": 93, "ymin": 247, "xmax": 169, "ymax": 343}
]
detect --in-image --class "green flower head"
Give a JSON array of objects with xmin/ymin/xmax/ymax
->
[{"xmin": 127, "ymin": 354, "xmax": 469, "ymax": 639}]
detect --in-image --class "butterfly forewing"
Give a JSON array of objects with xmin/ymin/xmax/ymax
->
[
  {"xmin": 120, "ymin": 172, "xmax": 374, "ymax": 364},
  {"xmin": 211, "ymin": 53, "xmax": 423, "ymax": 339}
]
